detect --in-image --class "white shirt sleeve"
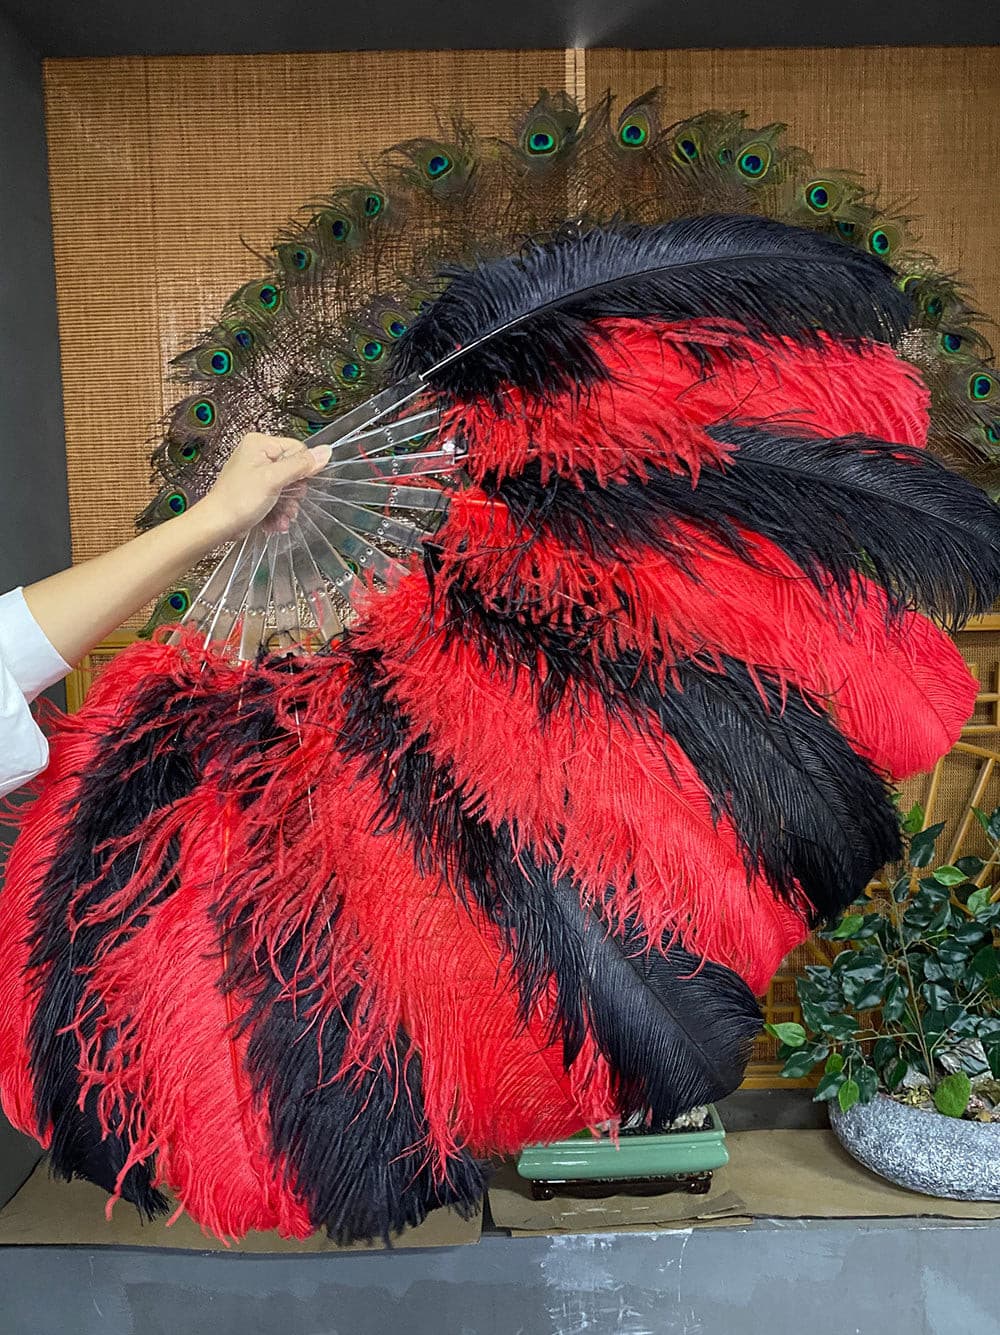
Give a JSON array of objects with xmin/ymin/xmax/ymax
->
[{"xmin": 0, "ymin": 587, "xmax": 72, "ymax": 800}]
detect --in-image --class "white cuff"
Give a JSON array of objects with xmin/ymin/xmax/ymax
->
[{"xmin": 0, "ymin": 587, "xmax": 72, "ymax": 702}]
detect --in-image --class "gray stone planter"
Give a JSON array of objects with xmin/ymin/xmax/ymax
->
[{"xmin": 830, "ymin": 1092, "xmax": 1000, "ymax": 1200}]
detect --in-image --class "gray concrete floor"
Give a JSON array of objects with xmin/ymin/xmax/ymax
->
[{"xmin": 2, "ymin": 1219, "xmax": 999, "ymax": 1335}]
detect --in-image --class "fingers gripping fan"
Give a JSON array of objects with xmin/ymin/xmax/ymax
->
[{"xmin": 2, "ymin": 91, "xmax": 1000, "ymax": 1246}]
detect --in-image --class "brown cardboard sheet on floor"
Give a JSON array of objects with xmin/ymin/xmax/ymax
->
[
  {"xmin": 0, "ymin": 1162, "xmax": 480, "ymax": 1251},
  {"xmin": 490, "ymin": 1130, "xmax": 1000, "ymax": 1234}
]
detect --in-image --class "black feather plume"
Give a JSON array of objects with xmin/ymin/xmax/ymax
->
[
  {"xmin": 395, "ymin": 215, "xmax": 911, "ymax": 400},
  {"xmin": 28, "ymin": 679, "xmax": 196, "ymax": 1218},
  {"xmin": 553, "ymin": 895, "xmax": 762, "ymax": 1125},
  {"xmin": 487, "ymin": 425, "xmax": 1000, "ymax": 628},
  {"xmin": 604, "ymin": 655, "xmax": 903, "ymax": 924},
  {"xmin": 244, "ymin": 935, "xmax": 485, "ymax": 1245}
]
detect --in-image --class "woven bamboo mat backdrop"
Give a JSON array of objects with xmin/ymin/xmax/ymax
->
[{"xmin": 43, "ymin": 46, "xmax": 1000, "ymax": 1084}]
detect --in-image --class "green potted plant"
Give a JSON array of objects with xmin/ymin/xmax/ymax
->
[{"xmin": 774, "ymin": 801, "xmax": 1000, "ymax": 1199}]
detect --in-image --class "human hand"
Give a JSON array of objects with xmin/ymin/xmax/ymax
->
[{"xmin": 190, "ymin": 434, "xmax": 332, "ymax": 544}]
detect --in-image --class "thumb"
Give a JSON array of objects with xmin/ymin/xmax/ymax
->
[
  {"xmin": 270, "ymin": 442, "xmax": 331, "ymax": 487},
  {"xmin": 307, "ymin": 442, "xmax": 332, "ymax": 472}
]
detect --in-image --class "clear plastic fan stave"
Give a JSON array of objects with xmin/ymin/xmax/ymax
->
[{"xmin": 173, "ymin": 375, "xmax": 462, "ymax": 658}]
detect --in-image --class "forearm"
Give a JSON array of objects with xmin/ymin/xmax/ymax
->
[
  {"xmin": 19, "ymin": 434, "xmax": 328, "ymax": 670},
  {"xmin": 22, "ymin": 503, "xmax": 224, "ymax": 666}
]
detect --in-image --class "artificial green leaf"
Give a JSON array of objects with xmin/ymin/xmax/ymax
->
[
  {"xmin": 849, "ymin": 916, "xmax": 882, "ymax": 941},
  {"xmin": 780, "ymin": 1048, "xmax": 822, "ymax": 1079},
  {"xmin": 825, "ymin": 1052, "xmax": 845, "ymax": 1075},
  {"xmin": 920, "ymin": 982, "xmax": 955, "ymax": 1011},
  {"xmin": 855, "ymin": 1065, "xmax": 879, "ymax": 1102},
  {"xmin": 814, "ymin": 1070, "xmax": 847, "ymax": 1102},
  {"xmin": 922, "ymin": 957, "xmax": 945, "ymax": 982},
  {"xmin": 973, "ymin": 806, "xmax": 1000, "ymax": 844},
  {"xmin": 887, "ymin": 1059, "xmax": 908, "ymax": 1089},
  {"xmin": 816, "ymin": 1013, "xmax": 859, "ymax": 1041},
  {"xmin": 956, "ymin": 856, "xmax": 987, "ymax": 878},
  {"xmin": 843, "ymin": 974, "xmax": 888, "ymax": 1011},
  {"xmin": 872, "ymin": 1037, "xmax": 898, "ymax": 1070},
  {"xmin": 891, "ymin": 874, "xmax": 912, "ymax": 903},
  {"xmin": 838, "ymin": 1079, "xmax": 860, "ymax": 1113},
  {"xmin": 923, "ymin": 1004, "xmax": 974, "ymax": 1046},
  {"xmin": 932, "ymin": 865, "xmax": 968, "ymax": 886},
  {"xmin": 909, "ymin": 822, "xmax": 946, "ymax": 868},
  {"xmin": 882, "ymin": 975, "xmax": 908, "ymax": 1022},
  {"xmin": 983, "ymin": 1039, "xmax": 1000, "ymax": 1081},
  {"xmin": 800, "ymin": 1001, "xmax": 834, "ymax": 1034},
  {"xmin": 937, "ymin": 940, "xmax": 975, "ymax": 979},
  {"xmin": 830, "ymin": 914, "xmax": 865, "ymax": 940},
  {"xmin": 971, "ymin": 944, "xmax": 1000, "ymax": 981},
  {"xmin": 952, "ymin": 921, "xmax": 988, "ymax": 947},
  {"xmin": 933, "ymin": 1071, "xmax": 971, "ymax": 1118},
  {"xmin": 766, "ymin": 1022, "xmax": 807, "ymax": 1048},
  {"xmin": 967, "ymin": 887, "xmax": 993, "ymax": 916},
  {"xmin": 902, "ymin": 802, "xmax": 926, "ymax": 834}
]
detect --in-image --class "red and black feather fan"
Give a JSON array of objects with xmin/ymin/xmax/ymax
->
[{"xmin": 2, "ymin": 208, "xmax": 999, "ymax": 1245}]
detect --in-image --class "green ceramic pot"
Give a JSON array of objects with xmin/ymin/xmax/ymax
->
[{"xmin": 516, "ymin": 1105, "xmax": 728, "ymax": 1183}]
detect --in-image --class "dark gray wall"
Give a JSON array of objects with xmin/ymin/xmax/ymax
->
[
  {"xmin": 0, "ymin": 7, "xmax": 70, "ymax": 1209},
  {"xmin": 0, "ymin": 10, "xmax": 70, "ymax": 593},
  {"xmin": 2, "ymin": 0, "xmax": 1000, "ymax": 57}
]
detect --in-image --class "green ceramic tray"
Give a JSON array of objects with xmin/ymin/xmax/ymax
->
[{"xmin": 516, "ymin": 1105, "xmax": 728, "ymax": 1182}]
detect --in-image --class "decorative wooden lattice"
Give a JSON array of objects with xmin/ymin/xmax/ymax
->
[{"xmin": 64, "ymin": 616, "xmax": 1000, "ymax": 1088}]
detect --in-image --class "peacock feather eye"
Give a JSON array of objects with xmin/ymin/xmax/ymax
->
[
  {"xmin": 234, "ymin": 327, "xmax": 254, "ymax": 349},
  {"xmin": 307, "ymin": 387, "xmax": 339, "ymax": 415},
  {"xmin": 209, "ymin": 349, "xmax": 232, "ymax": 375},
  {"xmin": 806, "ymin": 183, "xmax": 833, "ymax": 212},
  {"xmin": 528, "ymin": 129, "xmax": 557, "ymax": 155},
  {"xmin": 364, "ymin": 192, "xmax": 385, "ymax": 217},
  {"xmin": 836, "ymin": 220, "xmax": 857, "ymax": 240},
  {"xmin": 969, "ymin": 372, "xmax": 997, "ymax": 400},
  {"xmin": 361, "ymin": 339, "xmax": 384, "ymax": 362},
  {"xmin": 427, "ymin": 153, "xmax": 452, "ymax": 178},
  {"xmin": 193, "ymin": 399, "xmax": 215, "ymax": 426},
  {"xmin": 290, "ymin": 247, "xmax": 313, "ymax": 271},
  {"xmin": 737, "ymin": 144, "xmax": 771, "ymax": 179},
  {"xmin": 168, "ymin": 590, "xmax": 190, "ymax": 613},
  {"xmin": 179, "ymin": 441, "xmax": 200, "ymax": 462},
  {"xmin": 167, "ymin": 491, "xmax": 187, "ymax": 515},
  {"xmin": 346, "ymin": 558, "xmax": 361, "ymax": 577},
  {"xmin": 868, "ymin": 228, "xmax": 891, "ymax": 256},
  {"xmin": 339, "ymin": 361, "xmax": 362, "ymax": 383},
  {"xmin": 330, "ymin": 216, "xmax": 352, "ymax": 241},
  {"xmin": 941, "ymin": 332, "xmax": 964, "ymax": 354},
  {"xmin": 985, "ymin": 423, "xmax": 1000, "ymax": 444},
  {"xmin": 925, "ymin": 296, "xmax": 944, "ymax": 319},
  {"xmin": 717, "ymin": 147, "xmax": 734, "ymax": 165},
  {"xmin": 619, "ymin": 116, "xmax": 649, "ymax": 148},
  {"xmin": 385, "ymin": 316, "xmax": 407, "ymax": 339},
  {"xmin": 258, "ymin": 284, "xmax": 281, "ymax": 311},
  {"xmin": 674, "ymin": 136, "xmax": 700, "ymax": 164}
]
